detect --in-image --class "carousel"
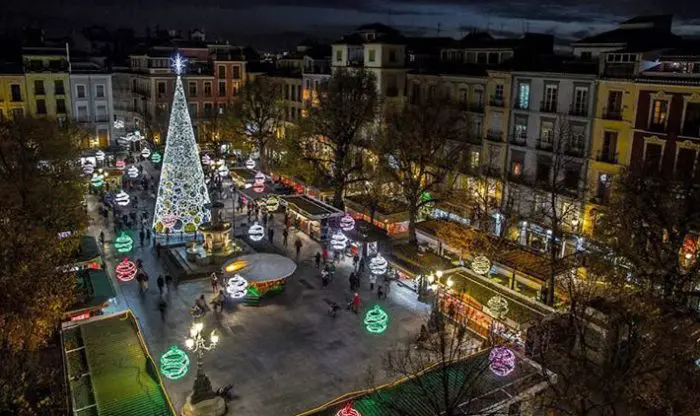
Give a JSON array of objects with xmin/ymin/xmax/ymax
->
[{"xmin": 221, "ymin": 253, "xmax": 296, "ymax": 297}]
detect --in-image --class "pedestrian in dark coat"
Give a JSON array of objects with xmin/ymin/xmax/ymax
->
[{"xmin": 157, "ymin": 275, "xmax": 165, "ymax": 294}]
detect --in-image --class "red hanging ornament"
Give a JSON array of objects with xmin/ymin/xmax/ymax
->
[
  {"xmin": 336, "ymin": 402, "xmax": 361, "ymax": 416},
  {"xmin": 116, "ymin": 257, "xmax": 137, "ymax": 282}
]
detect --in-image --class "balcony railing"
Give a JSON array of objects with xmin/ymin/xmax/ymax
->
[
  {"xmin": 602, "ymin": 107, "xmax": 622, "ymax": 120},
  {"xmin": 647, "ymin": 122, "xmax": 666, "ymax": 133},
  {"xmin": 540, "ymin": 100, "xmax": 557, "ymax": 113},
  {"xmin": 509, "ymin": 134, "xmax": 527, "ymax": 146},
  {"xmin": 486, "ymin": 129, "xmax": 502, "ymax": 141},
  {"xmin": 569, "ymin": 106, "xmax": 587, "ymax": 117},
  {"xmin": 55, "ymin": 88, "xmax": 65, "ymax": 95},
  {"xmin": 681, "ymin": 123, "xmax": 700, "ymax": 138},
  {"xmin": 536, "ymin": 140, "xmax": 553, "ymax": 151},
  {"xmin": 11, "ymin": 94, "xmax": 22, "ymax": 102},
  {"xmin": 513, "ymin": 101, "xmax": 529, "ymax": 110},
  {"xmin": 596, "ymin": 151, "xmax": 618, "ymax": 164},
  {"xmin": 565, "ymin": 146, "xmax": 585, "ymax": 157},
  {"xmin": 489, "ymin": 96, "xmax": 504, "ymax": 107},
  {"xmin": 469, "ymin": 103, "xmax": 484, "ymax": 113}
]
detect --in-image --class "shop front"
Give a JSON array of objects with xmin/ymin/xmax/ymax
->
[
  {"xmin": 281, "ymin": 195, "xmax": 344, "ymax": 242},
  {"xmin": 385, "ymin": 243, "xmax": 453, "ymax": 294},
  {"xmin": 271, "ymin": 172, "xmax": 335, "ymax": 202},
  {"xmin": 342, "ymin": 219, "xmax": 389, "ymax": 259},
  {"xmin": 344, "ymin": 196, "xmax": 409, "ymax": 236}
]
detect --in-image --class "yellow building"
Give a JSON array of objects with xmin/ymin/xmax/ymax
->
[
  {"xmin": 583, "ymin": 78, "xmax": 637, "ymax": 236},
  {"xmin": 0, "ymin": 64, "xmax": 28, "ymax": 120},
  {"xmin": 22, "ymin": 48, "xmax": 71, "ymax": 119}
]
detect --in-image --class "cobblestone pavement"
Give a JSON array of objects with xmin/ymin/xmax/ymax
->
[{"xmin": 87, "ymin": 156, "xmax": 430, "ymax": 415}]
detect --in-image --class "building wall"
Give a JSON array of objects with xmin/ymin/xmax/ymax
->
[
  {"xmin": 24, "ymin": 72, "xmax": 71, "ymax": 119},
  {"xmin": 483, "ymin": 70, "xmax": 512, "ymax": 178},
  {"xmin": 70, "ymin": 73, "xmax": 114, "ymax": 147},
  {"xmin": 0, "ymin": 74, "xmax": 28, "ymax": 120}
]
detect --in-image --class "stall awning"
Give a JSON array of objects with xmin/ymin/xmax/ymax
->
[
  {"xmin": 66, "ymin": 269, "xmax": 117, "ymax": 316},
  {"xmin": 385, "ymin": 243, "xmax": 453, "ymax": 277},
  {"xmin": 281, "ymin": 195, "xmax": 344, "ymax": 220},
  {"xmin": 345, "ymin": 219, "xmax": 389, "ymax": 243}
]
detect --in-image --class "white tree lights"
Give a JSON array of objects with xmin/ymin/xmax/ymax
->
[
  {"xmin": 141, "ymin": 147, "xmax": 151, "ymax": 158},
  {"xmin": 152, "ymin": 54, "xmax": 211, "ymax": 234},
  {"xmin": 248, "ymin": 222, "xmax": 264, "ymax": 241},
  {"xmin": 369, "ymin": 253, "xmax": 388, "ymax": 275}
]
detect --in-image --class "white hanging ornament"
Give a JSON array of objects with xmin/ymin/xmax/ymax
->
[
  {"xmin": 226, "ymin": 274, "xmax": 249, "ymax": 299},
  {"xmin": 245, "ymin": 157, "xmax": 256, "ymax": 170},
  {"xmin": 141, "ymin": 147, "xmax": 151, "ymax": 158},
  {"xmin": 486, "ymin": 295, "xmax": 509, "ymax": 319},
  {"xmin": 340, "ymin": 214, "xmax": 355, "ymax": 231},
  {"xmin": 115, "ymin": 190, "xmax": 130, "ymax": 206},
  {"xmin": 369, "ymin": 253, "xmax": 388, "ymax": 275},
  {"xmin": 254, "ymin": 171, "xmax": 265, "ymax": 185},
  {"xmin": 331, "ymin": 231, "xmax": 348, "ymax": 251},
  {"xmin": 127, "ymin": 165, "xmax": 139, "ymax": 179},
  {"xmin": 201, "ymin": 154, "xmax": 211, "ymax": 165},
  {"xmin": 218, "ymin": 165, "xmax": 229, "ymax": 177},
  {"xmin": 83, "ymin": 163, "xmax": 95, "ymax": 175},
  {"xmin": 471, "ymin": 255, "xmax": 491, "ymax": 275},
  {"xmin": 265, "ymin": 196, "xmax": 279, "ymax": 212},
  {"xmin": 248, "ymin": 222, "xmax": 264, "ymax": 241},
  {"xmin": 95, "ymin": 150, "xmax": 105, "ymax": 162}
]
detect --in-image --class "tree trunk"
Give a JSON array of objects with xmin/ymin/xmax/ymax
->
[
  {"xmin": 408, "ymin": 200, "xmax": 418, "ymax": 246},
  {"xmin": 258, "ymin": 139, "xmax": 267, "ymax": 172},
  {"xmin": 332, "ymin": 185, "xmax": 344, "ymax": 210}
]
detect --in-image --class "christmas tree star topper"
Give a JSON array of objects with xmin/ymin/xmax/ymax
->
[{"xmin": 171, "ymin": 53, "xmax": 188, "ymax": 75}]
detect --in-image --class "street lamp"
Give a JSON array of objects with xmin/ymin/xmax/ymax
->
[{"xmin": 185, "ymin": 321, "xmax": 220, "ymax": 405}]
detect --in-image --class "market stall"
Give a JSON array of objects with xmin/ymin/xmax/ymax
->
[
  {"xmin": 342, "ymin": 219, "xmax": 390, "ymax": 259},
  {"xmin": 385, "ymin": 242, "xmax": 453, "ymax": 293},
  {"xmin": 281, "ymin": 195, "xmax": 344, "ymax": 241},
  {"xmin": 271, "ymin": 172, "xmax": 335, "ymax": 202},
  {"xmin": 344, "ymin": 195, "xmax": 409, "ymax": 236}
]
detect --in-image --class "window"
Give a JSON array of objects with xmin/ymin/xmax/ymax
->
[
  {"xmin": 536, "ymin": 160, "xmax": 551, "ymax": 183},
  {"xmin": 510, "ymin": 151, "xmax": 524, "ymax": 177},
  {"xmin": 95, "ymin": 84, "xmax": 105, "ymax": 98},
  {"xmin": 644, "ymin": 143, "xmax": 663, "ymax": 173},
  {"xmin": 513, "ymin": 116, "xmax": 527, "ymax": 139},
  {"xmin": 411, "ymin": 83, "xmax": 420, "ymax": 104},
  {"xmin": 189, "ymin": 82, "xmax": 197, "ymax": 97},
  {"xmin": 297, "ymin": 85, "xmax": 302, "ymax": 101},
  {"xmin": 473, "ymin": 88, "xmax": 484, "ymax": 108},
  {"xmin": 571, "ymin": 124, "xmax": 585, "ymax": 151},
  {"xmin": 573, "ymin": 87, "xmax": 588, "ymax": 115},
  {"xmin": 10, "ymin": 84, "xmax": 21, "ymax": 102},
  {"xmin": 285, "ymin": 84, "xmax": 290, "ymax": 100},
  {"xmin": 495, "ymin": 84, "xmax": 504, "ymax": 100},
  {"xmin": 428, "ymin": 85, "xmax": 436, "ymax": 100},
  {"xmin": 232, "ymin": 66, "xmax": 241, "ymax": 80},
  {"xmin": 368, "ymin": 49, "xmax": 376, "ymax": 63},
  {"xmin": 601, "ymin": 131, "xmax": 618, "ymax": 161},
  {"xmin": 76, "ymin": 84, "xmax": 86, "ymax": 98},
  {"xmin": 232, "ymin": 86, "xmax": 238, "ymax": 96},
  {"xmin": 189, "ymin": 103, "xmax": 198, "ymax": 117},
  {"xmin": 218, "ymin": 103, "xmax": 226, "ymax": 114},
  {"xmin": 465, "ymin": 52, "xmax": 476, "ymax": 63},
  {"xmin": 36, "ymin": 99, "xmax": 46, "ymax": 114},
  {"xmin": 34, "ymin": 80, "xmax": 45, "ymax": 95},
  {"xmin": 336, "ymin": 49, "xmax": 342, "ymax": 62},
  {"xmin": 543, "ymin": 84, "xmax": 558, "ymax": 112},
  {"xmin": 56, "ymin": 98, "xmax": 66, "ymax": 114},
  {"xmin": 77, "ymin": 105, "xmax": 88, "ymax": 122},
  {"xmin": 157, "ymin": 82, "xmax": 166, "ymax": 96},
  {"xmin": 297, "ymin": 107, "xmax": 302, "ymax": 119},
  {"xmin": 596, "ymin": 173, "xmax": 611, "ymax": 202},
  {"xmin": 488, "ymin": 52, "xmax": 499, "ymax": 64},
  {"xmin": 97, "ymin": 129, "xmax": 108, "ymax": 146},
  {"xmin": 581, "ymin": 51, "xmax": 592, "ymax": 61},
  {"xmin": 490, "ymin": 112, "xmax": 502, "ymax": 134},
  {"xmin": 218, "ymin": 81, "xmax": 226, "ymax": 97},
  {"xmin": 204, "ymin": 82, "xmax": 212, "ymax": 97},
  {"xmin": 539, "ymin": 120, "xmax": 554, "ymax": 147},
  {"xmin": 676, "ymin": 148, "xmax": 696, "ymax": 178},
  {"xmin": 683, "ymin": 102, "xmax": 700, "ymax": 137},
  {"xmin": 606, "ymin": 91, "xmax": 622, "ymax": 113},
  {"xmin": 650, "ymin": 99, "xmax": 669, "ymax": 128},
  {"xmin": 389, "ymin": 49, "xmax": 397, "ymax": 62},
  {"xmin": 564, "ymin": 167, "xmax": 580, "ymax": 189},
  {"xmin": 96, "ymin": 105, "xmax": 107, "ymax": 122},
  {"xmin": 469, "ymin": 151, "xmax": 480, "ymax": 169},
  {"xmin": 204, "ymin": 103, "xmax": 213, "ymax": 117},
  {"xmin": 476, "ymin": 52, "xmax": 487, "ymax": 64},
  {"xmin": 218, "ymin": 65, "xmax": 226, "ymax": 79},
  {"xmin": 54, "ymin": 80, "xmax": 65, "ymax": 95},
  {"xmin": 517, "ymin": 82, "xmax": 529, "ymax": 109}
]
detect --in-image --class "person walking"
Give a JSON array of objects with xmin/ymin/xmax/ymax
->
[
  {"xmin": 283, "ymin": 228, "xmax": 289, "ymax": 247},
  {"xmin": 268, "ymin": 227, "xmax": 274, "ymax": 245},
  {"xmin": 377, "ymin": 284, "xmax": 384, "ymax": 300},
  {"xmin": 358, "ymin": 257, "xmax": 366, "ymax": 275},
  {"xmin": 157, "ymin": 275, "xmax": 165, "ymax": 295},
  {"xmin": 165, "ymin": 274, "xmax": 173, "ymax": 290},
  {"xmin": 369, "ymin": 273, "xmax": 377, "ymax": 290},
  {"xmin": 294, "ymin": 238, "xmax": 302, "ymax": 261},
  {"xmin": 315, "ymin": 252, "xmax": 321, "ymax": 269},
  {"xmin": 139, "ymin": 228, "xmax": 145, "ymax": 247},
  {"xmin": 321, "ymin": 267, "xmax": 329, "ymax": 287},
  {"xmin": 350, "ymin": 292, "xmax": 360, "ymax": 314},
  {"xmin": 141, "ymin": 272, "xmax": 149, "ymax": 292},
  {"xmin": 211, "ymin": 290, "xmax": 226, "ymax": 313},
  {"xmin": 194, "ymin": 295, "xmax": 209, "ymax": 315},
  {"xmin": 353, "ymin": 254, "xmax": 359, "ymax": 271},
  {"xmin": 99, "ymin": 230, "xmax": 105, "ymax": 246},
  {"xmin": 210, "ymin": 272, "xmax": 219, "ymax": 294},
  {"xmin": 322, "ymin": 246, "xmax": 329, "ymax": 265},
  {"xmin": 349, "ymin": 272, "xmax": 356, "ymax": 291},
  {"xmin": 158, "ymin": 298, "xmax": 167, "ymax": 321}
]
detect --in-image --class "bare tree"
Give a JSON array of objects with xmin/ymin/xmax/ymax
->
[
  {"xmin": 379, "ymin": 97, "xmax": 468, "ymax": 245},
  {"xmin": 294, "ymin": 68, "xmax": 378, "ymax": 209}
]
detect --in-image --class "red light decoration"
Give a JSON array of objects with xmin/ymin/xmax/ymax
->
[
  {"xmin": 252, "ymin": 183, "xmax": 264, "ymax": 193},
  {"xmin": 115, "ymin": 258, "xmax": 137, "ymax": 282},
  {"xmin": 116, "ymin": 159, "xmax": 126, "ymax": 169},
  {"xmin": 336, "ymin": 403, "xmax": 361, "ymax": 416}
]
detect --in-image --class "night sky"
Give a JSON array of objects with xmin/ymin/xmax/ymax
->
[{"xmin": 4, "ymin": 0, "xmax": 700, "ymax": 48}]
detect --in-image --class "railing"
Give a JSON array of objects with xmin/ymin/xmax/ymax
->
[
  {"xmin": 565, "ymin": 146, "xmax": 585, "ymax": 157},
  {"xmin": 469, "ymin": 103, "xmax": 484, "ymax": 113},
  {"xmin": 647, "ymin": 122, "xmax": 666, "ymax": 133},
  {"xmin": 681, "ymin": 124, "xmax": 700, "ymax": 138},
  {"xmin": 486, "ymin": 129, "xmax": 502, "ymax": 141},
  {"xmin": 540, "ymin": 100, "xmax": 557, "ymax": 113},
  {"xmin": 11, "ymin": 95, "xmax": 22, "ymax": 102},
  {"xmin": 35, "ymin": 88, "xmax": 45, "ymax": 96},
  {"xmin": 55, "ymin": 88, "xmax": 65, "ymax": 95},
  {"xmin": 489, "ymin": 96, "xmax": 504, "ymax": 107},
  {"xmin": 602, "ymin": 107, "xmax": 622, "ymax": 120},
  {"xmin": 569, "ymin": 106, "xmax": 587, "ymax": 117},
  {"xmin": 508, "ymin": 134, "xmax": 527, "ymax": 146},
  {"xmin": 513, "ymin": 101, "xmax": 529, "ymax": 110},
  {"xmin": 595, "ymin": 151, "xmax": 618, "ymax": 164},
  {"xmin": 536, "ymin": 140, "xmax": 553, "ymax": 151}
]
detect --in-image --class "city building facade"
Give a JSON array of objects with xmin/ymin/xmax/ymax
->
[
  {"xmin": 22, "ymin": 47, "xmax": 71, "ymax": 120},
  {"xmin": 70, "ymin": 59, "xmax": 114, "ymax": 147}
]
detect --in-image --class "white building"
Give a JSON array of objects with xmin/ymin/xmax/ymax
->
[{"xmin": 70, "ymin": 59, "xmax": 114, "ymax": 147}]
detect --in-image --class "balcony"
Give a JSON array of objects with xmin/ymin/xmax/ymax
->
[
  {"xmin": 565, "ymin": 146, "xmax": 585, "ymax": 157},
  {"xmin": 11, "ymin": 94, "xmax": 22, "ymax": 102},
  {"xmin": 540, "ymin": 101, "xmax": 557, "ymax": 113},
  {"xmin": 536, "ymin": 140, "xmax": 553, "ymax": 151},
  {"xmin": 483, "ymin": 166, "xmax": 503, "ymax": 178},
  {"xmin": 347, "ymin": 59, "xmax": 364, "ymax": 67},
  {"xmin": 681, "ymin": 123, "xmax": 700, "ymax": 138},
  {"xmin": 647, "ymin": 122, "xmax": 666, "ymax": 133},
  {"xmin": 595, "ymin": 151, "xmax": 618, "ymax": 164},
  {"xmin": 602, "ymin": 107, "xmax": 622, "ymax": 120},
  {"xmin": 569, "ymin": 106, "xmax": 588, "ymax": 117},
  {"xmin": 486, "ymin": 129, "xmax": 502, "ymax": 142},
  {"xmin": 489, "ymin": 96, "xmax": 504, "ymax": 107},
  {"xmin": 508, "ymin": 134, "xmax": 527, "ymax": 146},
  {"xmin": 55, "ymin": 88, "xmax": 65, "ymax": 95},
  {"xmin": 513, "ymin": 101, "xmax": 529, "ymax": 110},
  {"xmin": 469, "ymin": 103, "xmax": 484, "ymax": 113},
  {"xmin": 35, "ymin": 88, "xmax": 45, "ymax": 96}
]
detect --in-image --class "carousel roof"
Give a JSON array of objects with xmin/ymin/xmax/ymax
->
[{"xmin": 222, "ymin": 253, "xmax": 297, "ymax": 282}]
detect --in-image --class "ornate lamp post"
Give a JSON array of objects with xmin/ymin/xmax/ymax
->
[{"xmin": 185, "ymin": 322, "xmax": 220, "ymax": 405}]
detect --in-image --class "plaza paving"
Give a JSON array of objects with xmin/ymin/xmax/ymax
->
[{"xmin": 87, "ymin": 157, "xmax": 430, "ymax": 415}]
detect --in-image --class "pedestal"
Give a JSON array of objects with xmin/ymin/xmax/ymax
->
[{"xmin": 180, "ymin": 394, "xmax": 226, "ymax": 416}]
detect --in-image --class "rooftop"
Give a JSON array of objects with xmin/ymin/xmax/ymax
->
[
  {"xmin": 281, "ymin": 195, "xmax": 344, "ymax": 219},
  {"xmin": 66, "ymin": 269, "xmax": 117, "ymax": 316}
]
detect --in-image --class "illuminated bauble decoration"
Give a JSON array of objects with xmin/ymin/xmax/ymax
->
[
  {"xmin": 364, "ymin": 305, "xmax": 389, "ymax": 334},
  {"xmin": 114, "ymin": 232, "xmax": 133, "ymax": 254},
  {"xmin": 115, "ymin": 190, "xmax": 130, "ymax": 206},
  {"xmin": 114, "ymin": 119, "xmax": 125, "ymax": 129},
  {"xmin": 95, "ymin": 150, "xmax": 105, "ymax": 161},
  {"xmin": 218, "ymin": 165, "xmax": 229, "ymax": 177},
  {"xmin": 115, "ymin": 257, "xmax": 137, "ymax": 282},
  {"xmin": 151, "ymin": 151, "xmax": 162, "ymax": 164},
  {"xmin": 201, "ymin": 154, "xmax": 211, "ymax": 165},
  {"xmin": 83, "ymin": 163, "xmax": 94, "ymax": 175},
  {"xmin": 141, "ymin": 147, "xmax": 151, "ymax": 158},
  {"xmin": 471, "ymin": 255, "xmax": 491, "ymax": 275},
  {"xmin": 340, "ymin": 214, "xmax": 355, "ymax": 231},
  {"xmin": 91, "ymin": 174, "xmax": 104, "ymax": 188},
  {"xmin": 226, "ymin": 274, "xmax": 249, "ymax": 299},
  {"xmin": 331, "ymin": 231, "xmax": 348, "ymax": 251},
  {"xmin": 265, "ymin": 196, "xmax": 279, "ymax": 212},
  {"xmin": 486, "ymin": 295, "xmax": 509, "ymax": 319},
  {"xmin": 254, "ymin": 171, "xmax": 265, "ymax": 185},
  {"xmin": 336, "ymin": 403, "xmax": 362, "ymax": 416},
  {"xmin": 159, "ymin": 346, "xmax": 190, "ymax": 380},
  {"xmin": 248, "ymin": 222, "xmax": 264, "ymax": 241},
  {"xmin": 369, "ymin": 253, "xmax": 388, "ymax": 275},
  {"xmin": 127, "ymin": 165, "xmax": 139, "ymax": 179},
  {"xmin": 115, "ymin": 159, "xmax": 125, "ymax": 169},
  {"xmin": 245, "ymin": 157, "xmax": 256, "ymax": 170},
  {"xmin": 489, "ymin": 346, "xmax": 516, "ymax": 377},
  {"xmin": 162, "ymin": 214, "xmax": 178, "ymax": 230},
  {"xmin": 252, "ymin": 183, "xmax": 264, "ymax": 193}
]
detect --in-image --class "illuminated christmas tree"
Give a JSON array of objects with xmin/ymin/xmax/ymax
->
[{"xmin": 153, "ymin": 54, "xmax": 210, "ymax": 234}]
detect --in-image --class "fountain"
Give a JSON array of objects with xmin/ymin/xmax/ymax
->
[{"xmin": 184, "ymin": 202, "xmax": 240, "ymax": 266}]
